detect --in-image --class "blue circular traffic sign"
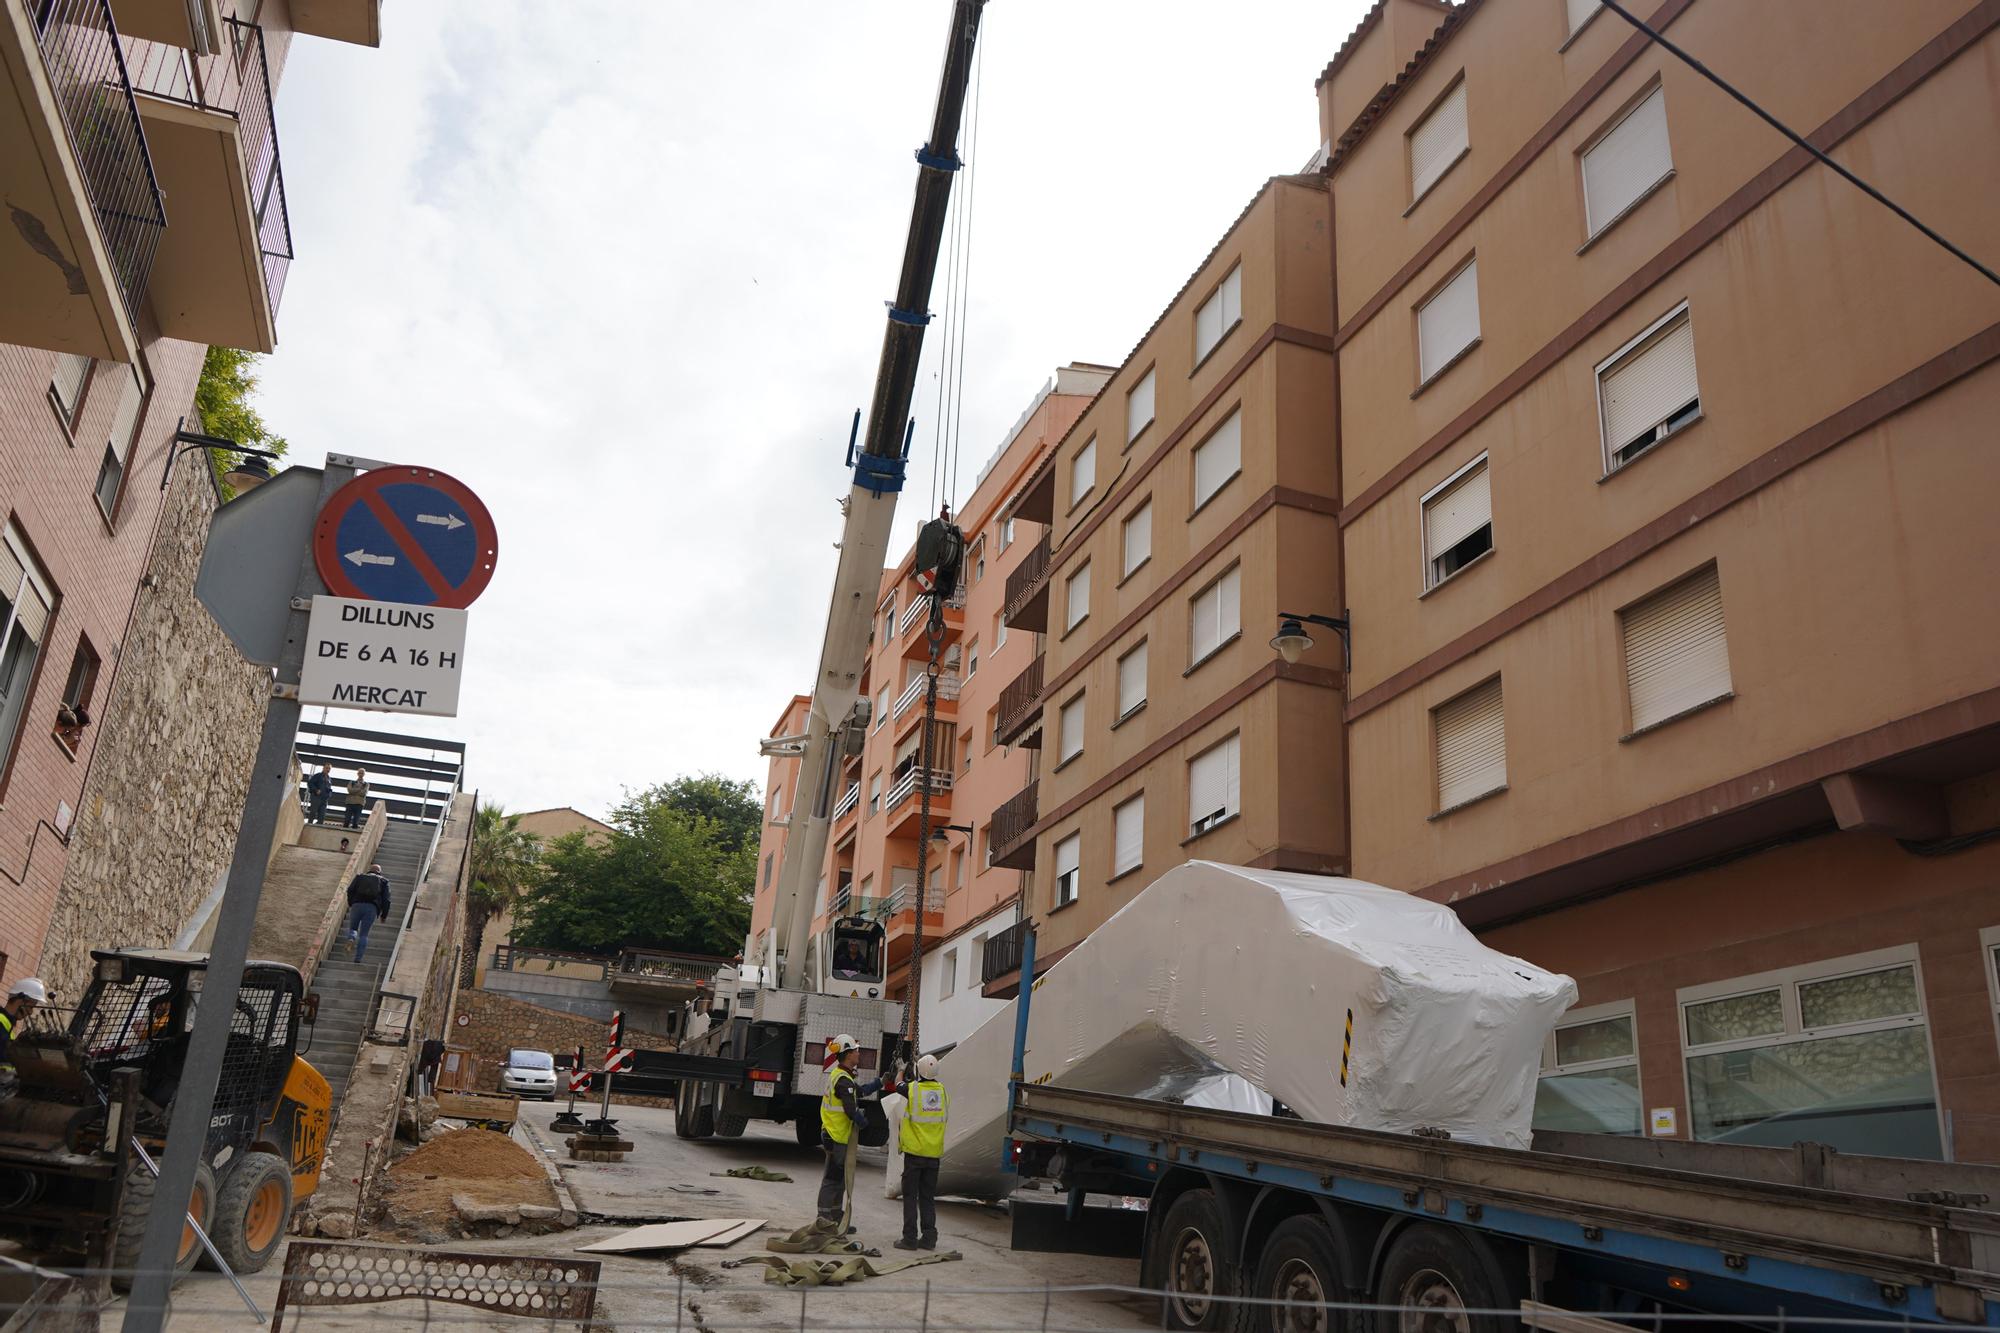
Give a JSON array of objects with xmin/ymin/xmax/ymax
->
[{"xmin": 312, "ymin": 467, "xmax": 498, "ymax": 608}]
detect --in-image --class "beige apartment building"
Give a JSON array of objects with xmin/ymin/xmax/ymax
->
[
  {"xmin": 750, "ymin": 367, "xmax": 1106, "ymax": 1051},
  {"xmin": 1326, "ymin": 0, "xmax": 2000, "ymax": 1162},
  {"xmin": 982, "ymin": 176, "xmax": 1344, "ymax": 986}
]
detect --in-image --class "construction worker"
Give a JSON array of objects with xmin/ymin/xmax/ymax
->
[
  {"xmin": 815, "ymin": 1034, "xmax": 881, "ymax": 1229},
  {"xmin": 895, "ymin": 1053, "xmax": 949, "ymax": 1251},
  {"xmin": 0, "ymin": 977, "xmax": 49, "ymax": 1102}
]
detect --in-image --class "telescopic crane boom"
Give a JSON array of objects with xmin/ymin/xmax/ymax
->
[{"xmin": 762, "ymin": 0, "xmax": 987, "ymax": 989}]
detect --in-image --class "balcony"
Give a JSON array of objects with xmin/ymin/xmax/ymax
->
[
  {"xmin": 2, "ymin": 0, "xmax": 165, "ymax": 361},
  {"xmin": 898, "ymin": 587, "xmax": 965, "ymax": 660},
  {"xmin": 989, "ymin": 780, "xmax": 1038, "ymax": 871},
  {"xmin": 833, "ymin": 891, "xmax": 889, "ymax": 922},
  {"xmin": 980, "ymin": 918, "xmax": 1028, "ymax": 989},
  {"xmin": 892, "ymin": 671, "xmax": 960, "ymax": 730},
  {"xmin": 995, "ymin": 653, "xmax": 1044, "ymax": 748},
  {"xmin": 109, "ymin": 0, "xmax": 222, "ymax": 50},
  {"xmin": 831, "ymin": 780, "xmax": 860, "ymax": 822},
  {"xmin": 1003, "ymin": 530, "xmax": 1054, "ymax": 634},
  {"xmin": 126, "ymin": 16, "xmax": 289, "ymax": 351},
  {"xmin": 289, "ymin": 0, "xmax": 380, "ymax": 47},
  {"xmin": 883, "ymin": 765, "xmax": 952, "ymax": 840}
]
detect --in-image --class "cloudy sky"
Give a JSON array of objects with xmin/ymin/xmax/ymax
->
[{"xmin": 260, "ymin": 1, "xmax": 1370, "ymax": 819}]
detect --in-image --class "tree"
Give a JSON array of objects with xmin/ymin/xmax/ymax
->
[
  {"xmin": 511, "ymin": 780, "xmax": 755, "ymax": 958},
  {"xmin": 194, "ymin": 346, "xmax": 287, "ymax": 492},
  {"xmin": 458, "ymin": 802, "xmax": 543, "ymax": 986}
]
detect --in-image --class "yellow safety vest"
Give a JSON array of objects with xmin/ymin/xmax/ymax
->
[
  {"xmin": 901, "ymin": 1078, "xmax": 948, "ymax": 1158},
  {"xmin": 820, "ymin": 1065, "xmax": 855, "ymax": 1145},
  {"xmin": 0, "ymin": 1010, "xmax": 15, "ymax": 1070}
]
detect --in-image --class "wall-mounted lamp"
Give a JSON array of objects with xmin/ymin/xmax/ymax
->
[
  {"xmin": 930, "ymin": 822, "xmax": 975, "ymax": 847},
  {"xmin": 161, "ymin": 417, "xmax": 283, "ymax": 496},
  {"xmin": 1271, "ymin": 610, "xmax": 1352, "ymax": 672}
]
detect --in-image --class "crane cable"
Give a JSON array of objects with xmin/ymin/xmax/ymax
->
[{"xmin": 906, "ymin": 15, "xmax": 987, "ymax": 1072}]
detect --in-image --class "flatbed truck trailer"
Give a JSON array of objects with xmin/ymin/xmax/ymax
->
[{"xmin": 1007, "ymin": 1084, "xmax": 2000, "ymax": 1331}]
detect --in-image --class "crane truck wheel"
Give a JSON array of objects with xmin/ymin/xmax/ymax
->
[
  {"xmin": 1249, "ymin": 1215, "xmax": 1346, "ymax": 1333},
  {"xmin": 112, "ymin": 1159, "xmax": 217, "ymax": 1291},
  {"xmin": 1371, "ymin": 1223, "xmax": 1517, "ymax": 1333},
  {"xmin": 1157, "ymin": 1189, "xmax": 1249, "ymax": 1332},
  {"xmin": 715, "ymin": 1110, "xmax": 748, "ymax": 1138},
  {"xmin": 793, "ymin": 1115, "xmax": 821, "ymax": 1148},
  {"xmin": 207, "ymin": 1152, "xmax": 292, "ymax": 1274},
  {"xmin": 673, "ymin": 1083, "xmax": 695, "ymax": 1139}
]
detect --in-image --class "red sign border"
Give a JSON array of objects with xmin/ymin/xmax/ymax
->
[{"xmin": 312, "ymin": 467, "xmax": 499, "ymax": 609}]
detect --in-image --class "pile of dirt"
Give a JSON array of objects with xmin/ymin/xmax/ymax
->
[{"xmin": 380, "ymin": 1127, "xmax": 557, "ymax": 1238}]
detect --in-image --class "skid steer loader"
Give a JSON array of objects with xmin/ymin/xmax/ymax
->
[{"xmin": 0, "ymin": 949, "xmax": 332, "ymax": 1291}]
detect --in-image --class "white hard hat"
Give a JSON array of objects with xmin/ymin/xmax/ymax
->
[
  {"xmin": 827, "ymin": 1033, "xmax": 858, "ymax": 1056},
  {"xmin": 915, "ymin": 1054, "xmax": 939, "ymax": 1080},
  {"xmin": 8, "ymin": 977, "xmax": 48, "ymax": 1004}
]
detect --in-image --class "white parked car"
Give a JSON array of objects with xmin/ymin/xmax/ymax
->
[{"xmin": 499, "ymin": 1049, "xmax": 558, "ymax": 1100}]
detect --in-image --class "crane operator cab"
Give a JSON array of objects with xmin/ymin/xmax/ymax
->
[{"xmin": 824, "ymin": 917, "xmax": 886, "ymax": 997}]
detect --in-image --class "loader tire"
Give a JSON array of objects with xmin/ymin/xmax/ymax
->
[
  {"xmin": 112, "ymin": 1159, "xmax": 215, "ymax": 1292},
  {"xmin": 208, "ymin": 1152, "xmax": 292, "ymax": 1275}
]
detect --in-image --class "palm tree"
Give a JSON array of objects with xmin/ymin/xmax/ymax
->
[{"xmin": 459, "ymin": 802, "xmax": 543, "ymax": 988}]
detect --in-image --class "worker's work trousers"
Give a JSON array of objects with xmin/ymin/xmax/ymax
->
[
  {"xmin": 817, "ymin": 1133, "xmax": 850, "ymax": 1222},
  {"xmin": 901, "ymin": 1155, "xmax": 939, "ymax": 1244},
  {"xmin": 309, "ymin": 793, "xmax": 328, "ymax": 823}
]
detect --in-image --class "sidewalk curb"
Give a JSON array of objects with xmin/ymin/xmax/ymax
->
[{"xmin": 519, "ymin": 1117, "xmax": 584, "ymax": 1227}]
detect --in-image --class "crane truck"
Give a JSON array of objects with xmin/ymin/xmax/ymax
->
[{"xmin": 663, "ymin": 0, "xmax": 986, "ymax": 1148}]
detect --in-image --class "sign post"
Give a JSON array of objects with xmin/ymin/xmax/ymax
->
[{"xmin": 127, "ymin": 459, "xmax": 497, "ymax": 1331}]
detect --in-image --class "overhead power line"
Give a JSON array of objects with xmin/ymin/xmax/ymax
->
[{"xmin": 1596, "ymin": 0, "xmax": 2000, "ymax": 289}]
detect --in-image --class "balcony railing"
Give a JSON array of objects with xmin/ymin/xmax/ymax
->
[
  {"xmin": 893, "ymin": 672, "xmax": 961, "ymax": 722},
  {"xmin": 1003, "ymin": 530, "xmax": 1054, "ymax": 630},
  {"xmin": 885, "ymin": 765, "xmax": 952, "ymax": 812},
  {"xmin": 898, "ymin": 587, "xmax": 965, "ymax": 637},
  {"xmin": 834, "ymin": 892, "xmax": 891, "ymax": 921},
  {"xmin": 616, "ymin": 948, "xmax": 722, "ymax": 985},
  {"xmin": 981, "ymin": 918, "xmax": 1028, "ymax": 987},
  {"xmin": 831, "ymin": 780, "xmax": 861, "ymax": 821},
  {"xmin": 29, "ymin": 0, "xmax": 167, "ymax": 320},
  {"xmin": 996, "ymin": 653, "xmax": 1044, "ymax": 746},
  {"xmin": 881, "ymin": 881, "xmax": 944, "ymax": 920},
  {"xmin": 125, "ymin": 16, "xmax": 292, "ymax": 309},
  {"xmin": 990, "ymin": 779, "xmax": 1038, "ymax": 870}
]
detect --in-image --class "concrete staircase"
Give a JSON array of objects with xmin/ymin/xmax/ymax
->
[{"xmin": 305, "ymin": 820, "xmax": 436, "ymax": 1116}]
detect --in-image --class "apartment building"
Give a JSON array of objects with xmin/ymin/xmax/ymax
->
[
  {"xmin": 1, "ymin": 0, "xmax": 380, "ymax": 982},
  {"xmin": 1326, "ymin": 0, "xmax": 2000, "ymax": 1162},
  {"xmin": 976, "ymin": 177, "xmax": 1344, "ymax": 991},
  {"xmin": 749, "ymin": 366, "xmax": 1107, "ymax": 1052}
]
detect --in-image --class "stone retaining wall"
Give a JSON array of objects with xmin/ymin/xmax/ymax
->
[{"xmin": 449, "ymin": 988, "xmax": 675, "ymax": 1108}]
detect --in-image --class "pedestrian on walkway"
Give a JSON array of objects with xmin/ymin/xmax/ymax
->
[
  {"xmin": 895, "ymin": 1054, "xmax": 949, "ymax": 1251},
  {"xmin": 342, "ymin": 863, "xmax": 392, "ymax": 962},
  {"xmin": 342, "ymin": 768, "xmax": 369, "ymax": 829},
  {"xmin": 305, "ymin": 765, "xmax": 333, "ymax": 824},
  {"xmin": 815, "ymin": 1034, "xmax": 881, "ymax": 1230}
]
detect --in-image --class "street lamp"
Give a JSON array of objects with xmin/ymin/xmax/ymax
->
[
  {"xmin": 930, "ymin": 822, "xmax": 974, "ymax": 848},
  {"xmin": 161, "ymin": 417, "xmax": 283, "ymax": 495},
  {"xmin": 1271, "ymin": 610, "xmax": 1352, "ymax": 672}
]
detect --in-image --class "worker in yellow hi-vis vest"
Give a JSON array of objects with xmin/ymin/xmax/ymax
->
[
  {"xmin": 894, "ymin": 1053, "xmax": 949, "ymax": 1250},
  {"xmin": 815, "ymin": 1034, "xmax": 881, "ymax": 1230}
]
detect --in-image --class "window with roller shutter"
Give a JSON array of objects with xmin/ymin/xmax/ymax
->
[
  {"xmin": 1113, "ymin": 794, "xmax": 1144, "ymax": 878},
  {"xmin": 1583, "ymin": 86, "xmax": 1672, "ymax": 237},
  {"xmin": 1188, "ymin": 733, "xmax": 1240, "ymax": 836},
  {"xmin": 1065, "ymin": 561, "xmax": 1091, "ymax": 632},
  {"xmin": 1422, "ymin": 455, "xmax": 1492, "ymax": 589},
  {"xmin": 1193, "ymin": 410, "xmax": 1241, "ymax": 511},
  {"xmin": 0, "ymin": 524, "xmax": 57, "ymax": 776},
  {"xmin": 1070, "ymin": 436, "xmax": 1096, "ymax": 510},
  {"xmin": 1122, "ymin": 500, "xmax": 1152, "ymax": 578},
  {"xmin": 1418, "ymin": 260, "xmax": 1480, "ymax": 385},
  {"xmin": 1117, "ymin": 641, "xmax": 1148, "ymax": 720},
  {"xmin": 1127, "ymin": 369, "xmax": 1156, "ymax": 445},
  {"xmin": 1409, "ymin": 78, "xmax": 1469, "ymax": 203},
  {"xmin": 1434, "ymin": 677, "xmax": 1505, "ymax": 812},
  {"xmin": 1194, "ymin": 265, "xmax": 1242, "ymax": 365},
  {"xmin": 1058, "ymin": 693, "xmax": 1085, "ymax": 765},
  {"xmin": 49, "ymin": 354, "xmax": 92, "ymax": 429},
  {"xmin": 94, "ymin": 367, "xmax": 148, "ymax": 520},
  {"xmin": 1565, "ymin": 0, "xmax": 1600, "ymax": 38},
  {"xmin": 1053, "ymin": 832, "xmax": 1081, "ymax": 907},
  {"xmin": 1621, "ymin": 565, "xmax": 1731, "ymax": 733},
  {"xmin": 1189, "ymin": 565, "xmax": 1241, "ymax": 668},
  {"xmin": 1598, "ymin": 304, "xmax": 1700, "ymax": 470}
]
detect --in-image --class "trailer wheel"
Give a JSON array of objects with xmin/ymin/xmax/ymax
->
[
  {"xmin": 715, "ymin": 1110, "xmax": 748, "ymax": 1138},
  {"xmin": 1372, "ymin": 1223, "xmax": 1514, "ymax": 1333},
  {"xmin": 1158, "ymin": 1189, "xmax": 1247, "ymax": 1332},
  {"xmin": 794, "ymin": 1116, "xmax": 822, "ymax": 1148},
  {"xmin": 1251, "ymin": 1215, "xmax": 1345, "ymax": 1333},
  {"xmin": 207, "ymin": 1152, "xmax": 292, "ymax": 1275},
  {"xmin": 112, "ymin": 1159, "xmax": 216, "ymax": 1292}
]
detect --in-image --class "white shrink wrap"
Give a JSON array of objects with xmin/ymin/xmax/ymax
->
[{"xmin": 935, "ymin": 862, "xmax": 1576, "ymax": 1199}]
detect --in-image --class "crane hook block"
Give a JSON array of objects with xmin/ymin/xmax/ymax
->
[
  {"xmin": 854, "ymin": 452, "xmax": 908, "ymax": 497},
  {"xmin": 914, "ymin": 518, "xmax": 966, "ymax": 599}
]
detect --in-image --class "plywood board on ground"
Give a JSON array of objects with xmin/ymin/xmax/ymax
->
[
  {"xmin": 576, "ymin": 1218, "xmax": 765, "ymax": 1254},
  {"xmin": 434, "ymin": 1090, "xmax": 519, "ymax": 1125}
]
